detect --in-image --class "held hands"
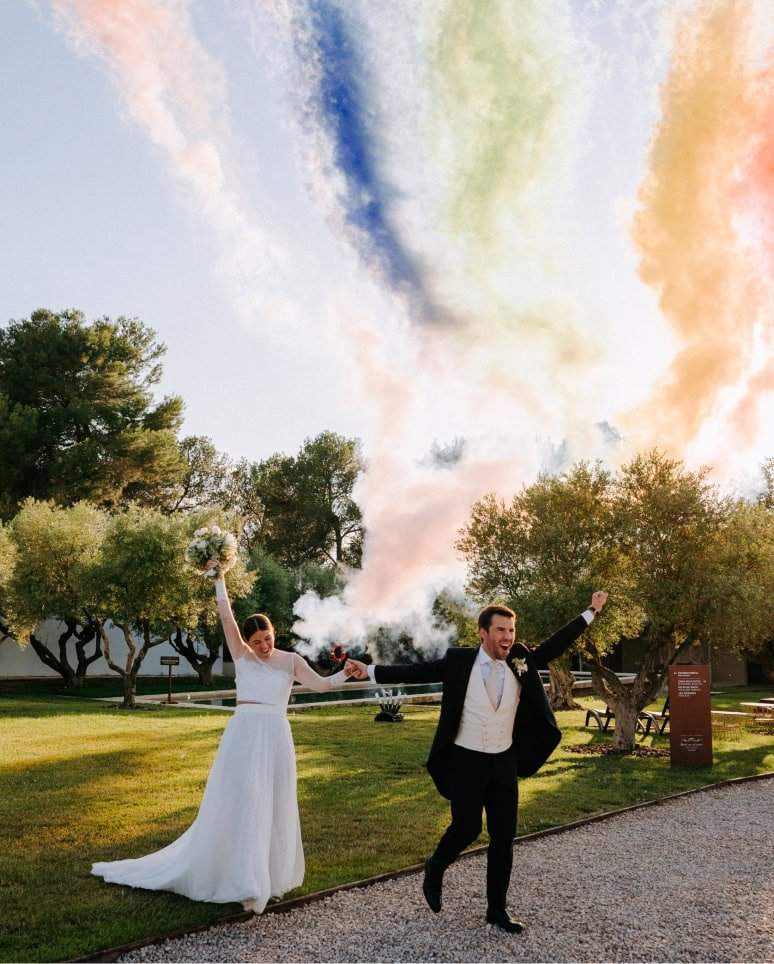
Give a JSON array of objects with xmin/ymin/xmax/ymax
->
[
  {"xmin": 344, "ymin": 658, "xmax": 369, "ymax": 680},
  {"xmin": 590, "ymin": 590, "xmax": 609, "ymax": 612}
]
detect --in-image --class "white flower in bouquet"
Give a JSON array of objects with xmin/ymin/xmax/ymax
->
[{"xmin": 184, "ymin": 526, "xmax": 238, "ymax": 577}]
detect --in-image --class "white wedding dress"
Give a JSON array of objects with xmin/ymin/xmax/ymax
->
[{"xmin": 92, "ymin": 650, "xmax": 346, "ymax": 913}]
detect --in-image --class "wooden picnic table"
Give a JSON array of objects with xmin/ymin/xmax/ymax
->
[{"xmin": 739, "ymin": 702, "xmax": 774, "ymax": 734}]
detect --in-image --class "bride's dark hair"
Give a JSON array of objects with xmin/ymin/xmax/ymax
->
[{"xmin": 241, "ymin": 613, "xmax": 274, "ymax": 639}]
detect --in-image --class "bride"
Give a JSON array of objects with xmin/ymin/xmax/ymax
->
[{"xmin": 92, "ymin": 570, "xmax": 354, "ymax": 912}]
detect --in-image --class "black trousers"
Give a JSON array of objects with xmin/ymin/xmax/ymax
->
[{"xmin": 431, "ymin": 744, "xmax": 518, "ymax": 910}]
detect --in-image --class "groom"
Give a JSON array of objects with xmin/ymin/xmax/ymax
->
[{"xmin": 345, "ymin": 591, "xmax": 608, "ymax": 933}]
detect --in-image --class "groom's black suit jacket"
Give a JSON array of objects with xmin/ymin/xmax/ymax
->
[{"xmin": 374, "ymin": 615, "xmax": 589, "ymax": 799}]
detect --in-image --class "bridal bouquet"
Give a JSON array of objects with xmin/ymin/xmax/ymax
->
[{"xmin": 185, "ymin": 526, "xmax": 238, "ymax": 577}]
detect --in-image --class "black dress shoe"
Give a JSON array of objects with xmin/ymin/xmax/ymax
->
[
  {"xmin": 422, "ymin": 857, "xmax": 443, "ymax": 913},
  {"xmin": 486, "ymin": 907, "xmax": 524, "ymax": 933}
]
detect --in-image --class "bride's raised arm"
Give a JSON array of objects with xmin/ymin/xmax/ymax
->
[{"xmin": 213, "ymin": 575, "xmax": 249, "ymax": 661}]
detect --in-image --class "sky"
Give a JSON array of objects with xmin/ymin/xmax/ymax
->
[{"xmin": 2, "ymin": 0, "xmax": 772, "ymax": 646}]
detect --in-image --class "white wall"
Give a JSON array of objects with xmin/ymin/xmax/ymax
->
[{"xmin": 0, "ymin": 619, "xmax": 224, "ymax": 678}]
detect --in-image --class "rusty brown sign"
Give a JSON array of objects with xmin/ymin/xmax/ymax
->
[{"xmin": 668, "ymin": 665, "xmax": 713, "ymax": 767}]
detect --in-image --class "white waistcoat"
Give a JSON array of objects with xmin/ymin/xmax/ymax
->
[{"xmin": 454, "ymin": 660, "xmax": 520, "ymax": 754}]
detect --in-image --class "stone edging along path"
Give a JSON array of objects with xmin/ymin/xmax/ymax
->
[{"xmin": 71, "ymin": 772, "xmax": 774, "ymax": 964}]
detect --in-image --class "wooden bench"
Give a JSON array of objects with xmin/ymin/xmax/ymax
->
[
  {"xmin": 584, "ymin": 706, "xmax": 614, "ymax": 731},
  {"xmin": 583, "ymin": 705, "xmax": 660, "ymax": 735},
  {"xmin": 639, "ymin": 699, "xmax": 670, "ymax": 736}
]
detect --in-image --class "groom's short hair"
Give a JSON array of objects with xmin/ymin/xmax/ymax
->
[{"xmin": 478, "ymin": 605, "xmax": 516, "ymax": 632}]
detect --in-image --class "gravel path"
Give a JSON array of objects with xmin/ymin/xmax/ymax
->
[{"xmin": 121, "ymin": 779, "xmax": 773, "ymax": 963}]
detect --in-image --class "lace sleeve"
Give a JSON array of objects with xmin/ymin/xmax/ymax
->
[{"xmin": 292, "ymin": 653, "xmax": 347, "ymax": 692}]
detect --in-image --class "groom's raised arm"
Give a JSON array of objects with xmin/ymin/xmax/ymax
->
[
  {"xmin": 530, "ymin": 590, "xmax": 608, "ymax": 670},
  {"xmin": 345, "ymin": 656, "xmax": 447, "ymax": 685}
]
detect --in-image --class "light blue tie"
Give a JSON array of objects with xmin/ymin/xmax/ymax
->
[{"xmin": 484, "ymin": 662, "xmax": 500, "ymax": 709}]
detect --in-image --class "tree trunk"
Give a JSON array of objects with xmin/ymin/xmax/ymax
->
[
  {"xmin": 756, "ymin": 644, "xmax": 774, "ymax": 684},
  {"xmin": 122, "ymin": 672, "xmax": 136, "ymax": 709},
  {"xmin": 548, "ymin": 659, "xmax": 581, "ymax": 710},
  {"xmin": 27, "ymin": 620, "xmax": 102, "ymax": 687},
  {"xmin": 587, "ymin": 662, "xmax": 637, "ymax": 751},
  {"xmin": 171, "ymin": 628, "xmax": 219, "ymax": 685},
  {"xmin": 73, "ymin": 620, "xmax": 102, "ymax": 687},
  {"xmin": 29, "ymin": 630, "xmax": 76, "ymax": 687},
  {"xmin": 611, "ymin": 692, "xmax": 640, "ymax": 750},
  {"xmin": 98, "ymin": 620, "xmax": 137, "ymax": 708},
  {"xmin": 588, "ymin": 632, "xmax": 685, "ymax": 752}
]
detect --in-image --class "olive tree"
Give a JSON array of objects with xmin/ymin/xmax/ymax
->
[
  {"xmin": 0, "ymin": 523, "xmax": 16, "ymax": 643},
  {"xmin": 6, "ymin": 500, "xmax": 107, "ymax": 686},
  {"xmin": 458, "ymin": 451, "xmax": 773, "ymax": 750},
  {"xmin": 709, "ymin": 500, "xmax": 774, "ymax": 683},
  {"xmin": 457, "ymin": 462, "xmax": 641, "ymax": 710},
  {"xmin": 89, "ymin": 507, "xmax": 253, "ymax": 706}
]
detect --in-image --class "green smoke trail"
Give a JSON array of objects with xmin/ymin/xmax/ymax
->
[{"xmin": 430, "ymin": 0, "xmax": 577, "ymax": 251}]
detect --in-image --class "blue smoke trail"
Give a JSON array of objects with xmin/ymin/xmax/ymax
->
[{"xmin": 294, "ymin": 0, "xmax": 441, "ymax": 320}]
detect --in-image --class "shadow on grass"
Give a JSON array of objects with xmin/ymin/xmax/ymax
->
[
  {"xmin": 1, "ymin": 746, "xmax": 210, "ymax": 851},
  {"xmin": 0, "ymin": 745, "xmax": 240, "ymax": 963}
]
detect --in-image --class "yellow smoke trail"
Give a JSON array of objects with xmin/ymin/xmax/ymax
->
[{"xmin": 623, "ymin": 0, "xmax": 772, "ymax": 460}]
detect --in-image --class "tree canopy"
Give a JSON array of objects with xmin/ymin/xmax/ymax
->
[
  {"xmin": 0, "ymin": 309, "xmax": 185, "ymax": 518},
  {"xmin": 458, "ymin": 451, "xmax": 774, "ymax": 748},
  {"xmin": 6, "ymin": 500, "xmax": 107, "ymax": 685},
  {"xmin": 228, "ymin": 431, "xmax": 365, "ymax": 568},
  {"xmin": 758, "ymin": 457, "xmax": 774, "ymax": 510},
  {"xmin": 87, "ymin": 506, "xmax": 254, "ymax": 706},
  {"xmin": 0, "ymin": 523, "xmax": 16, "ymax": 642},
  {"xmin": 457, "ymin": 460, "xmax": 642, "ymax": 709},
  {"xmin": 4, "ymin": 498, "xmax": 255, "ymax": 695},
  {"xmin": 161, "ymin": 435, "xmax": 233, "ymax": 514}
]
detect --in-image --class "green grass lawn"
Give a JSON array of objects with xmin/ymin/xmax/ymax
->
[{"xmin": 1, "ymin": 686, "xmax": 772, "ymax": 962}]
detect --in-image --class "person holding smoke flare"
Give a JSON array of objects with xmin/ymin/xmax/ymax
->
[
  {"xmin": 93, "ymin": 566, "xmax": 357, "ymax": 913},
  {"xmin": 346, "ymin": 591, "xmax": 609, "ymax": 933}
]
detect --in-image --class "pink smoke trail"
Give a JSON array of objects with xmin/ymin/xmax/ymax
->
[
  {"xmin": 49, "ymin": 0, "xmax": 292, "ymax": 329},
  {"xmin": 293, "ymin": 305, "xmax": 545, "ymax": 649}
]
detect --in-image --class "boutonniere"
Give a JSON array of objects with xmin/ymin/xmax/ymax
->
[{"xmin": 511, "ymin": 657, "xmax": 528, "ymax": 677}]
